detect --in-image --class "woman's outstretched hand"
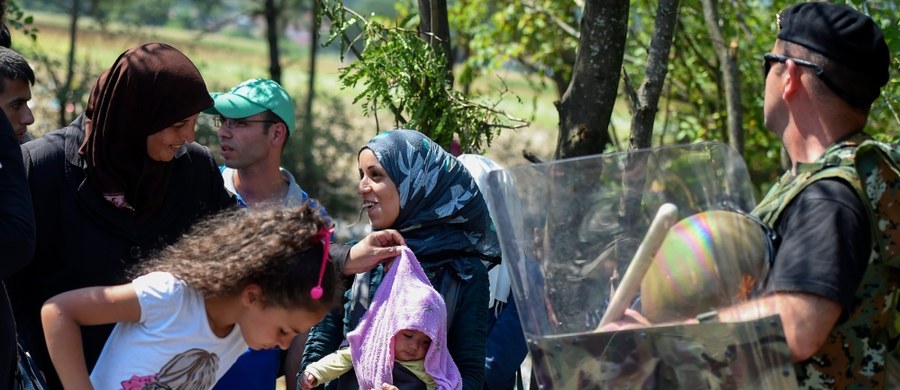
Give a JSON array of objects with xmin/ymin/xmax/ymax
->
[
  {"xmin": 595, "ymin": 308, "xmax": 652, "ymax": 332},
  {"xmin": 344, "ymin": 230, "xmax": 407, "ymax": 275}
]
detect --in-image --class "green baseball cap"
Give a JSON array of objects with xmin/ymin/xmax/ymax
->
[{"xmin": 204, "ymin": 78, "xmax": 296, "ymax": 134}]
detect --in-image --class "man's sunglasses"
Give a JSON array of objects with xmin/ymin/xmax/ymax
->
[
  {"xmin": 763, "ymin": 53, "xmax": 824, "ymax": 79},
  {"xmin": 214, "ymin": 116, "xmax": 277, "ymax": 129},
  {"xmin": 762, "ymin": 53, "xmax": 861, "ymax": 106}
]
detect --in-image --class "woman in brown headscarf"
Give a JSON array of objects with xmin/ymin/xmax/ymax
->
[
  {"xmin": 9, "ymin": 42, "xmax": 235, "ymax": 388},
  {"xmin": 80, "ymin": 42, "xmax": 223, "ymax": 219}
]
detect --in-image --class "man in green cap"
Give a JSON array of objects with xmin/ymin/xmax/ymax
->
[
  {"xmin": 205, "ymin": 78, "xmax": 312, "ymax": 389},
  {"xmin": 206, "ymin": 78, "xmax": 310, "ymax": 208}
]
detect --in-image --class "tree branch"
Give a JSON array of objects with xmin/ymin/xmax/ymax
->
[
  {"xmin": 522, "ymin": 0, "xmax": 580, "ymax": 39},
  {"xmin": 630, "ymin": 0, "xmax": 679, "ymax": 150},
  {"xmin": 701, "ymin": 0, "xmax": 744, "ymax": 154},
  {"xmin": 523, "ymin": 150, "xmax": 543, "ymax": 163},
  {"xmin": 318, "ymin": 1, "xmax": 407, "ymax": 123}
]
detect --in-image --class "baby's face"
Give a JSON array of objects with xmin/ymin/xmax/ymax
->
[{"xmin": 393, "ymin": 329, "xmax": 431, "ymax": 361}]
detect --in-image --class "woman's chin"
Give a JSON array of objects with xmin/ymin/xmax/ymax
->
[
  {"xmin": 366, "ymin": 208, "xmax": 397, "ymax": 230},
  {"xmin": 366, "ymin": 212, "xmax": 381, "ymax": 229}
]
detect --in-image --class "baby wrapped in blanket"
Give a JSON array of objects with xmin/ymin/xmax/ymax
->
[{"xmin": 301, "ymin": 247, "xmax": 461, "ymax": 390}]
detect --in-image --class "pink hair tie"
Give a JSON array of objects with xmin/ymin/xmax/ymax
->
[{"xmin": 311, "ymin": 226, "xmax": 334, "ymax": 300}]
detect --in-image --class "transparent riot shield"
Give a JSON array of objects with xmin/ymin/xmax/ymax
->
[{"xmin": 483, "ymin": 142, "xmax": 796, "ymax": 389}]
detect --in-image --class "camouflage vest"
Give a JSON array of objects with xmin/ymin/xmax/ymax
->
[{"xmin": 751, "ymin": 133, "xmax": 900, "ymax": 389}]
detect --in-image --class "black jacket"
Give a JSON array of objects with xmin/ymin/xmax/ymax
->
[
  {"xmin": 7, "ymin": 115, "xmax": 234, "ymax": 388},
  {"xmin": 0, "ymin": 110, "xmax": 35, "ymax": 389}
]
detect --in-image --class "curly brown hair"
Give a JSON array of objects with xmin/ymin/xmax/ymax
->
[{"xmin": 131, "ymin": 203, "xmax": 342, "ymax": 312}]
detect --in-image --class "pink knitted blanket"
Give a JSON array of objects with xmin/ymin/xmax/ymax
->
[{"xmin": 346, "ymin": 246, "xmax": 462, "ymax": 389}]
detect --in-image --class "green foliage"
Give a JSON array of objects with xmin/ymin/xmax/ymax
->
[
  {"xmin": 454, "ymin": 0, "xmax": 898, "ymax": 198},
  {"xmin": 284, "ymin": 92, "xmax": 365, "ymax": 221},
  {"xmin": 353, "ymin": 0, "xmax": 400, "ymax": 18},
  {"xmin": 860, "ymin": 0, "xmax": 900, "ymax": 143},
  {"xmin": 20, "ymin": 42, "xmax": 102, "ymax": 128},
  {"xmin": 7, "ymin": 0, "xmax": 39, "ymax": 41},
  {"xmin": 103, "ymin": 0, "xmax": 175, "ymax": 27},
  {"xmin": 317, "ymin": 0, "xmax": 527, "ymax": 152},
  {"xmin": 613, "ymin": 0, "xmax": 900, "ymax": 198},
  {"xmin": 16, "ymin": 0, "xmax": 900, "ymax": 217},
  {"xmin": 453, "ymin": 0, "xmax": 578, "ymax": 96},
  {"xmin": 167, "ymin": 4, "xmax": 201, "ymax": 29},
  {"xmin": 643, "ymin": 0, "xmax": 786, "ymax": 192}
]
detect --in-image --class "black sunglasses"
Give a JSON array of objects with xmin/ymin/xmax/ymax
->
[
  {"xmin": 762, "ymin": 53, "xmax": 861, "ymax": 106},
  {"xmin": 763, "ymin": 53, "xmax": 824, "ymax": 79}
]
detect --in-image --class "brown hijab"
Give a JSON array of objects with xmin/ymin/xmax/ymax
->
[{"xmin": 79, "ymin": 42, "xmax": 213, "ymax": 219}]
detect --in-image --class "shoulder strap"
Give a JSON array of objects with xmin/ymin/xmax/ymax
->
[
  {"xmin": 753, "ymin": 135, "xmax": 866, "ymax": 229},
  {"xmin": 782, "ymin": 137, "xmax": 900, "ymax": 270},
  {"xmin": 854, "ymin": 141, "xmax": 900, "ymax": 268}
]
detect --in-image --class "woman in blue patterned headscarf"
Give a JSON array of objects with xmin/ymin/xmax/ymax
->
[
  {"xmin": 362, "ymin": 129, "xmax": 501, "ymax": 267},
  {"xmin": 301, "ymin": 129, "xmax": 499, "ymax": 390}
]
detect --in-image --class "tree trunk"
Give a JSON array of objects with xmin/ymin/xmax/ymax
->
[
  {"xmin": 297, "ymin": 0, "xmax": 322, "ymax": 196},
  {"xmin": 554, "ymin": 0, "xmax": 629, "ymax": 160},
  {"xmin": 429, "ymin": 0, "xmax": 452, "ymax": 79},
  {"xmin": 418, "ymin": 0, "xmax": 453, "ymax": 88},
  {"xmin": 628, "ymin": 0, "xmax": 679, "ymax": 150},
  {"xmin": 621, "ymin": 0, "xmax": 680, "ymax": 247},
  {"xmin": 543, "ymin": 0, "xmax": 630, "ymax": 324},
  {"xmin": 304, "ymin": 0, "xmax": 318, "ymax": 135},
  {"xmin": 459, "ymin": 41, "xmax": 471, "ymax": 95},
  {"xmin": 700, "ymin": 0, "xmax": 743, "ymax": 154},
  {"xmin": 415, "ymin": 0, "xmax": 453, "ymax": 141},
  {"xmin": 265, "ymin": 0, "xmax": 282, "ymax": 83},
  {"xmin": 59, "ymin": 0, "xmax": 79, "ymax": 127},
  {"xmin": 550, "ymin": 71, "xmax": 569, "ymax": 100},
  {"xmin": 417, "ymin": 0, "xmax": 432, "ymax": 41}
]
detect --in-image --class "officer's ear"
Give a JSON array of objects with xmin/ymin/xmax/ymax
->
[{"xmin": 782, "ymin": 60, "xmax": 805, "ymax": 100}]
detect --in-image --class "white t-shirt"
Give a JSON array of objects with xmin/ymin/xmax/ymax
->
[{"xmin": 90, "ymin": 272, "xmax": 248, "ymax": 390}]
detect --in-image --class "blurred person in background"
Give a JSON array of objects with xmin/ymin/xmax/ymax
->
[
  {"xmin": 0, "ymin": 45, "xmax": 34, "ymax": 143},
  {"xmin": 456, "ymin": 154, "xmax": 527, "ymax": 390}
]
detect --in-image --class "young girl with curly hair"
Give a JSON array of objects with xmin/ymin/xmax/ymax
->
[{"xmin": 41, "ymin": 204, "xmax": 342, "ymax": 389}]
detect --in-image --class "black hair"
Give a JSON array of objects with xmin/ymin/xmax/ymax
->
[{"xmin": 0, "ymin": 46, "xmax": 34, "ymax": 93}]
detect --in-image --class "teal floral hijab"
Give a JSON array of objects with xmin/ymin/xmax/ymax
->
[{"xmin": 362, "ymin": 129, "xmax": 500, "ymax": 266}]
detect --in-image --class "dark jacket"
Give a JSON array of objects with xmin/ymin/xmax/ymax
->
[
  {"xmin": 302, "ymin": 254, "xmax": 489, "ymax": 390},
  {"xmin": 7, "ymin": 115, "xmax": 234, "ymax": 388},
  {"xmin": 484, "ymin": 296, "xmax": 526, "ymax": 390},
  {"xmin": 0, "ymin": 110, "xmax": 35, "ymax": 389}
]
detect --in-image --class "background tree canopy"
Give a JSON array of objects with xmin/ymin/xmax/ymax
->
[{"xmin": 8, "ymin": 0, "xmax": 900, "ymax": 231}]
